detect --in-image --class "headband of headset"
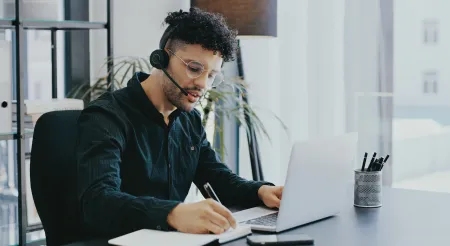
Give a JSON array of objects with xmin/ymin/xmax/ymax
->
[{"xmin": 159, "ymin": 24, "xmax": 177, "ymax": 50}]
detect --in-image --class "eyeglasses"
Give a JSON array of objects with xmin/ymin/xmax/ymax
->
[{"xmin": 167, "ymin": 49, "xmax": 224, "ymax": 88}]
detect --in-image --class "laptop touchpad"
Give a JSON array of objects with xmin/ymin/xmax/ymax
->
[{"xmin": 233, "ymin": 207, "xmax": 278, "ymax": 223}]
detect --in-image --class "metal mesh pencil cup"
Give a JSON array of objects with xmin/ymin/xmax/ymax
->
[{"xmin": 354, "ymin": 169, "xmax": 382, "ymax": 208}]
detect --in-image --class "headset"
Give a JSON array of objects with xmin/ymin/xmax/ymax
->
[{"xmin": 149, "ymin": 25, "xmax": 189, "ymax": 96}]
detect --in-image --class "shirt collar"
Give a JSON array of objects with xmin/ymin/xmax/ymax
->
[{"xmin": 128, "ymin": 72, "xmax": 182, "ymax": 125}]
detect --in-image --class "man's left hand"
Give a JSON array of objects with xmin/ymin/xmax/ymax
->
[{"xmin": 257, "ymin": 185, "xmax": 284, "ymax": 208}]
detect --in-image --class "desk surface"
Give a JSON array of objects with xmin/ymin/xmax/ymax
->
[{"xmin": 65, "ymin": 187, "xmax": 450, "ymax": 246}]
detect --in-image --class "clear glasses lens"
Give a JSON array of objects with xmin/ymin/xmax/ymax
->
[
  {"xmin": 185, "ymin": 60, "xmax": 225, "ymax": 88},
  {"xmin": 186, "ymin": 61, "xmax": 204, "ymax": 79}
]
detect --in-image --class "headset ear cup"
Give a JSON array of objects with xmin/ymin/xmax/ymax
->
[{"xmin": 150, "ymin": 49, "xmax": 169, "ymax": 69}]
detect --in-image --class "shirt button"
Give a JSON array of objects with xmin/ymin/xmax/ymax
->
[
  {"xmin": 191, "ymin": 146, "xmax": 195, "ymax": 150},
  {"xmin": 157, "ymin": 225, "xmax": 161, "ymax": 230},
  {"xmin": 168, "ymin": 163, "xmax": 171, "ymax": 168}
]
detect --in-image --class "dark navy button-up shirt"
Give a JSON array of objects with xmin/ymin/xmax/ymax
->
[{"xmin": 76, "ymin": 72, "xmax": 272, "ymax": 237}]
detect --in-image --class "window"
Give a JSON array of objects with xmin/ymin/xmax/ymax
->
[
  {"xmin": 423, "ymin": 71, "xmax": 438, "ymax": 94},
  {"xmin": 423, "ymin": 19, "xmax": 439, "ymax": 44}
]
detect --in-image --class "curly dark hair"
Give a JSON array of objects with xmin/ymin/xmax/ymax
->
[{"xmin": 163, "ymin": 7, "xmax": 238, "ymax": 62}]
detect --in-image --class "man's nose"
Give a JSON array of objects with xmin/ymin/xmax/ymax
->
[{"xmin": 194, "ymin": 73, "xmax": 208, "ymax": 90}]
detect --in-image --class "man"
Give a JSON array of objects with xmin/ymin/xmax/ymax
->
[{"xmin": 76, "ymin": 7, "xmax": 283, "ymax": 238}]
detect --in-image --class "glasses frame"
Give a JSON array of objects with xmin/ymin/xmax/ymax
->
[{"xmin": 166, "ymin": 48, "xmax": 224, "ymax": 88}]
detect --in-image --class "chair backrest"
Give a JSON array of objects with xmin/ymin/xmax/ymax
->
[{"xmin": 30, "ymin": 110, "xmax": 90, "ymax": 245}]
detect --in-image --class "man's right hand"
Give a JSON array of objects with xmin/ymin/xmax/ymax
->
[{"xmin": 167, "ymin": 199, "xmax": 237, "ymax": 234}]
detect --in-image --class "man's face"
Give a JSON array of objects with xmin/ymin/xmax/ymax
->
[{"xmin": 161, "ymin": 44, "xmax": 223, "ymax": 112}]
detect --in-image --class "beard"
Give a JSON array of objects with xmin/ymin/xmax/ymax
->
[{"xmin": 161, "ymin": 76, "xmax": 199, "ymax": 112}]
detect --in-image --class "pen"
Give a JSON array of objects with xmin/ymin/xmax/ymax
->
[
  {"xmin": 371, "ymin": 158, "xmax": 379, "ymax": 172},
  {"xmin": 204, "ymin": 182, "xmax": 221, "ymax": 204},
  {"xmin": 380, "ymin": 155, "xmax": 390, "ymax": 170},
  {"xmin": 368, "ymin": 159, "xmax": 375, "ymax": 171},
  {"xmin": 204, "ymin": 182, "xmax": 237, "ymax": 230},
  {"xmin": 367, "ymin": 152, "xmax": 377, "ymax": 172},
  {"xmin": 376, "ymin": 157, "xmax": 384, "ymax": 171},
  {"xmin": 361, "ymin": 152, "xmax": 368, "ymax": 171}
]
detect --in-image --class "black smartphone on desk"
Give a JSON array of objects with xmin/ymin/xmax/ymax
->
[{"xmin": 247, "ymin": 234, "xmax": 314, "ymax": 245}]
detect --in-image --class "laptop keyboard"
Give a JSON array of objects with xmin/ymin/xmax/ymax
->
[{"xmin": 244, "ymin": 213, "xmax": 278, "ymax": 226}]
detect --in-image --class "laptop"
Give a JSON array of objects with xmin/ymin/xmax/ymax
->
[{"xmin": 233, "ymin": 133, "xmax": 358, "ymax": 232}]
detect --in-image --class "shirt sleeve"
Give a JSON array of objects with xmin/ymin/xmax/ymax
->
[
  {"xmin": 76, "ymin": 105, "xmax": 180, "ymax": 237},
  {"xmin": 193, "ymin": 127, "xmax": 274, "ymax": 208}
]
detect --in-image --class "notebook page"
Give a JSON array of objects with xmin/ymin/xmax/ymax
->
[
  {"xmin": 217, "ymin": 225, "xmax": 252, "ymax": 243},
  {"xmin": 108, "ymin": 229, "xmax": 214, "ymax": 246},
  {"xmin": 170, "ymin": 225, "xmax": 252, "ymax": 245},
  {"xmin": 108, "ymin": 225, "xmax": 252, "ymax": 246}
]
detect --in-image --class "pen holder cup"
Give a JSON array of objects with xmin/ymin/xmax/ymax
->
[{"xmin": 354, "ymin": 169, "xmax": 382, "ymax": 208}]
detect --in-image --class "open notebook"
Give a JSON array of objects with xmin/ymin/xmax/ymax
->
[{"xmin": 108, "ymin": 225, "xmax": 252, "ymax": 246}]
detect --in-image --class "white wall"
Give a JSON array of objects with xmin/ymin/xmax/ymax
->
[
  {"xmin": 89, "ymin": 0, "xmax": 191, "ymax": 79},
  {"xmin": 276, "ymin": 0, "xmax": 310, "ymax": 184},
  {"xmin": 237, "ymin": 37, "xmax": 281, "ymax": 183},
  {"xmin": 306, "ymin": 0, "xmax": 346, "ymax": 139}
]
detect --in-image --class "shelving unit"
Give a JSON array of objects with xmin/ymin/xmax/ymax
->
[{"xmin": 0, "ymin": 1, "xmax": 114, "ymax": 245}]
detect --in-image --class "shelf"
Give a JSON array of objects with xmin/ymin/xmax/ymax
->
[
  {"xmin": 0, "ymin": 129, "xmax": 34, "ymax": 141},
  {"xmin": 0, "ymin": 18, "xmax": 14, "ymax": 29},
  {"xmin": 0, "ymin": 131, "xmax": 16, "ymax": 140},
  {"xmin": 1, "ymin": 19, "xmax": 107, "ymax": 30},
  {"xmin": 0, "ymin": 224, "xmax": 46, "ymax": 246},
  {"xmin": 0, "ymin": 191, "xmax": 18, "ymax": 203},
  {"xmin": 1, "ymin": 227, "xmax": 46, "ymax": 246},
  {"xmin": 26, "ymin": 224, "xmax": 43, "ymax": 233},
  {"xmin": 5, "ymin": 2, "xmax": 113, "ymax": 245},
  {"xmin": 22, "ymin": 20, "xmax": 107, "ymax": 30},
  {"xmin": 0, "ymin": 223, "xmax": 46, "ymax": 246}
]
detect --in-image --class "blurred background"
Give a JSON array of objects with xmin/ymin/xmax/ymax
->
[{"xmin": 1, "ymin": 0, "xmax": 450, "ymax": 245}]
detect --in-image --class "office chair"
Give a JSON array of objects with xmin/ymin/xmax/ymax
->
[{"xmin": 30, "ymin": 110, "xmax": 91, "ymax": 246}]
